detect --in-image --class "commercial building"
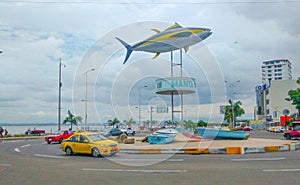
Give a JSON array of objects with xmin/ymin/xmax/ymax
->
[
  {"xmin": 264, "ymin": 80, "xmax": 298, "ymax": 123},
  {"xmin": 255, "ymin": 59, "xmax": 297, "ymax": 126}
]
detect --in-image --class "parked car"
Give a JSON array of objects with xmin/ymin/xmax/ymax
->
[
  {"xmin": 25, "ymin": 129, "xmax": 46, "ymax": 136},
  {"xmin": 102, "ymin": 128, "xmax": 123, "ymax": 137},
  {"xmin": 45, "ymin": 130, "xmax": 74, "ymax": 144},
  {"xmin": 235, "ymin": 126, "xmax": 243, "ymax": 131},
  {"xmin": 283, "ymin": 126, "xmax": 300, "ymax": 140},
  {"xmin": 120, "ymin": 127, "xmax": 136, "ymax": 136},
  {"xmin": 267, "ymin": 126, "xmax": 281, "ymax": 133},
  {"xmin": 243, "ymin": 126, "xmax": 253, "ymax": 131},
  {"xmin": 61, "ymin": 132, "xmax": 120, "ymax": 157}
]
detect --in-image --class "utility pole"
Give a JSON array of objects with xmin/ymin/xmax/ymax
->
[{"xmin": 58, "ymin": 58, "xmax": 65, "ymax": 131}]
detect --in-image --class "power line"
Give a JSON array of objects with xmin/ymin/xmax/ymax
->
[{"xmin": 0, "ymin": 0, "xmax": 300, "ymax": 5}]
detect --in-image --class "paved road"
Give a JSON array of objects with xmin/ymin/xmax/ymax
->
[
  {"xmin": 1, "ymin": 136, "xmax": 300, "ymax": 185},
  {"xmin": 249, "ymin": 130, "xmax": 284, "ymax": 139}
]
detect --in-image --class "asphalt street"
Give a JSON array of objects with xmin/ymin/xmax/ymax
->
[{"xmin": 0, "ymin": 131, "xmax": 299, "ymax": 185}]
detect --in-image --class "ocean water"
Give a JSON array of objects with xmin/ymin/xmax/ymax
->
[{"xmin": 0, "ymin": 123, "xmax": 106, "ymax": 135}]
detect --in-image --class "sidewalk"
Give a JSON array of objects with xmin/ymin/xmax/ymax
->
[{"xmin": 120, "ymin": 137, "xmax": 300, "ymax": 155}]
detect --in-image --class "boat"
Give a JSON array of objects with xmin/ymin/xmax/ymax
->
[
  {"xmin": 195, "ymin": 127, "xmax": 249, "ymax": 140},
  {"xmin": 154, "ymin": 128, "xmax": 178, "ymax": 136},
  {"xmin": 147, "ymin": 134, "xmax": 176, "ymax": 144},
  {"xmin": 147, "ymin": 128, "xmax": 178, "ymax": 144}
]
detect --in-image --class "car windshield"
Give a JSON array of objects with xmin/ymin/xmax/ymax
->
[{"xmin": 88, "ymin": 134, "xmax": 107, "ymax": 142}]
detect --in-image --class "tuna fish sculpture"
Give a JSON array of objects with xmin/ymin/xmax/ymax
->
[{"xmin": 116, "ymin": 23, "xmax": 212, "ymax": 64}]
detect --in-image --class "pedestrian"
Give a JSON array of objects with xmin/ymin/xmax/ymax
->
[
  {"xmin": 0, "ymin": 126, "xmax": 3, "ymax": 138},
  {"xmin": 4, "ymin": 129, "xmax": 8, "ymax": 136}
]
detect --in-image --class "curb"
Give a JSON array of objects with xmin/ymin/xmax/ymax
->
[{"xmin": 120, "ymin": 141, "xmax": 300, "ymax": 155}]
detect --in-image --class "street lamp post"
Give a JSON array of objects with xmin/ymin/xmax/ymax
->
[
  {"xmin": 138, "ymin": 85, "xmax": 148, "ymax": 125},
  {"xmin": 83, "ymin": 68, "xmax": 95, "ymax": 130},
  {"xmin": 58, "ymin": 58, "xmax": 65, "ymax": 131},
  {"xmin": 225, "ymin": 80, "xmax": 240, "ymax": 127}
]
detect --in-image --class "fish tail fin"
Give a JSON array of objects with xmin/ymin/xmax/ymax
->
[{"xmin": 115, "ymin": 37, "xmax": 133, "ymax": 64}]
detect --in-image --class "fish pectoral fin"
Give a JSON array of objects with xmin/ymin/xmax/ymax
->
[
  {"xmin": 152, "ymin": 53, "xmax": 161, "ymax": 59},
  {"xmin": 151, "ymin": 28, "xmax": 160, "ymax": 33},
  {"xmin": 184, "ymin": 46, "xmax": 189, "ymax": 52}
]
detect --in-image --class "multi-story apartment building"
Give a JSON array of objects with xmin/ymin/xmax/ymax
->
[{"xmin": 261, "ymin": 59, "xmax": 292, "ymax": 84}]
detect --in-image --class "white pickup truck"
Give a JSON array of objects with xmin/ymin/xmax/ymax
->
[{"xmin": 120, "ymin": 127, "xmax": 136, "ymax": 136}]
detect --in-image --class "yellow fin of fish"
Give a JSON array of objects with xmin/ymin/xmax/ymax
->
[
  {"xmin": 184, "ymin": 46, "xmax": 189, "ymax": 52},
  {"xmin": 153, "ymin": 53, "xmax": 160, "ymax": 59},
  {"xmin": 151, "ymin": 28, "xmax": 160, "ymax": 33},
  {"xmin": 164, "ymin": 22, "xmax": 183, "ymax": 31}
]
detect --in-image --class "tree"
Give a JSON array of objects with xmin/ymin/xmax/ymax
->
[
  {"xmin": 184, "ymin": 120, "xmax": 196, "ymax": 129},
  {"xmin": 108, "ymin": 118, "xmax": 120, "ymax": 128},
  {"xmin": 223, "ymin": 99, "xmax": 245, "ymax": 126},
  {"xmin": 285, "ymin": 78, "xmax": 300, "ymax": 118},
  {"xmin": 127, "ymin": 118, "xmax": 136, "ymax": 125},
  {"xmin": 63, "ymin": 110, "xmax": 82, "ymax": 130},
  {"xmin": 197, "ymin": 120, "xmax": 208, "ymax": 127}
]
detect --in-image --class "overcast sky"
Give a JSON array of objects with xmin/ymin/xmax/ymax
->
[{"xmin": 1, "ymin": 0, "xmax": 300, "ymax": 124}]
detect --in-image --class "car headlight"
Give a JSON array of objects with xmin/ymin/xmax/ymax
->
[{"xmin": 100, "ymin": 144, "xmax": 108, "ymax": 148}]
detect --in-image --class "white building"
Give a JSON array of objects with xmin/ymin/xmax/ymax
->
[
  {"xmin": 265, "ymin": 80, "xmax": 298, "ymax": 122},
  {"xmin": 255, "ymin": 59, "xmax": 296, "ymax": 125},
  {"xmin": 261, "ymin": 59, "xmax": 292, "ymax": 84}
]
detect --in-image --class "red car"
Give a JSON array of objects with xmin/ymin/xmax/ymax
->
[
  {"xmin": 45, "ymin": 130, "xmax": 74, "ymax": 144},
  {"xmin": 283, "ymin": 126, "xmax": 300, "ymax": 140}
]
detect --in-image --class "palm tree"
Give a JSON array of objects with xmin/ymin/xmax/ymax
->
[
  {"xmin": 63, "ymin": 110, "xmax": 83, "ymax": 130},
  {"xmin": 108, "ymin": 118, "xmax": 120, "ymax": 128},
  {"xmin": 127, "ymin": 118, "xmax": 136, "ymax": 125},
  {"xmin": 224, "ymin": 99, "xmax": 245, "ymax": 127}
]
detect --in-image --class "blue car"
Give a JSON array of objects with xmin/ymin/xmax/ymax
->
[{"xmin": 101, "ymin": 128, "xmax": 123, "ymax": 137}]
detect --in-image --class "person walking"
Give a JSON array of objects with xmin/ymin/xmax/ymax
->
[
  {"xmin": 4, "ymin": 129, "xmax": 8, "ymax": 136},
  {"xmin": 0, "ymin": 126, "xmax": 3, "ymax": 138}
]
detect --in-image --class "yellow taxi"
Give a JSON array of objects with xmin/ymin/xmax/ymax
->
[{"xmin": 61, "ymin": 131, "xmax": 120, "ymax": 157}]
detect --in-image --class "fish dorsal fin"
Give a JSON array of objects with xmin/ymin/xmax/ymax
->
[
  {"xmin": 164, "ymin": 22, "xmax": 183, "ymax": 31},
  {"xmin": 184, "ymin": 46, "xmax": 189, "ymax": 53},
  {"xmin": 151, "ymin": 28, "xmax": 160, "ymax": 33},
  {"xmin": 153, "ymin": 52, "xmax": 160, "ymax": 59}
]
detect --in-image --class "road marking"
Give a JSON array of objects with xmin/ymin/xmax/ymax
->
[
  {"xmin": 113, "ymin": 158, "xmax": 184, "ymax": 162},
  {"xmin": 82, "ymin": 168, "xmax": 187, "ymax": 173},
  {"xmin": 34, "ymin": 154, "xmax": 69, "ymax": 159},
  {"xmin": 14, "ymin": 148, "xmax": 21, "ymax": 152},
  {"xmin": 0, "ymin": 163, "xmax": 11, "ymax": 167},
  {"xmin": 1, "ymin": 140, "xmax": 21, "ymax": 143},
  {"xmin": 21, "ymin": 144, "xmax": 31, "ymax": 148},
  {"xmin": 263, "ymin": 169, "xmax": 300, "ymax": 172},
  {"xmin": 231, "ymin": 158, "xmax": 285, "ymax": 162}
]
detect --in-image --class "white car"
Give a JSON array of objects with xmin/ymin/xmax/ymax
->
[
  {"xmin": 120, "ymin": 127, "xmax": 136, "ymax": 136},
  {"xmin": 267, "ymin": 126, "xmax": 284, "ymax": 133}
]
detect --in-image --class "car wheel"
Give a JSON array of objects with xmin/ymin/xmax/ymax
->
[
  {"xmin": 125, "ymin": 132, "xmax": 128, "ymax": 136},
  {"xmin": 132, "ymin": 132, "xmax": 135, "ymax": 136},
  {"xmin": 59, "ymin": 138, "xmax": 63, "ymax": 144},
  {"xmin": 65, "ymin": 146, "xmax": 73, "ymax": 156},
  {"xmin": 47, "ymin": 141, "xmax": 51, "ymax": 144},
  {"xmin": 285, "ymin": 134, "xmax": 291, "ymax": 140},
  {"xmin": 92, "ymin": 147, "xmax": 100, "ymax": 157}
]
